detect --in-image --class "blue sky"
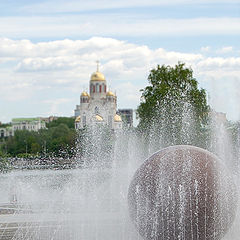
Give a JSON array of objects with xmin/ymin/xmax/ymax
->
[{"xmin": 0, "ymin": 0, "xmax": 240, "ymax": 123}]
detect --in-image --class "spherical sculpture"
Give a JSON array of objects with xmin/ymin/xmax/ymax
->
[{"xmin": 128, "ymin": 145, "xmax": 237, "ymax": 240}]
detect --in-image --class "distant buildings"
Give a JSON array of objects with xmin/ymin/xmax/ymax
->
[
  {"xmin": 0, "ymin": 126, "xmax": 13, "ymax": 138},
  {"xmin": 40, "ymin": 116, "xmax": 59, "ymax": 124},
  {"xmin": 74, "ymin": 65, "xmax": 123, "ymax": 131},
  {"xmin": 118, "ymin": 109, "xmax": 133, "ymax": 127},
  {"xmin": 11, "ymin": 118, "xmax": 46, "ymax": 132},
  {"xmin": 0, "ymin": 118, "xmax": 47, "ymax": 138}
]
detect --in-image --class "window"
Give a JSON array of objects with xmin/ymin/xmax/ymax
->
[
  {"xmin": 0, "ymin": 130, "xmax": 4, "ymax": 138},
  {"xmin": 96, "ymin": 83, "xmax": 99, "ymax": 92}
]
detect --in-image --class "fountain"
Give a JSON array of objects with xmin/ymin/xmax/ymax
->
[
  {"xmin": 128, "ymin": 145, "xmax": 237, "ymax": 240},
  {"xmin": 0, "ymin": 119, "xmax": 239, "ymax": 239}
]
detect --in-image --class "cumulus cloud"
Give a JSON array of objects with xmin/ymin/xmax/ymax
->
[
  {"xmin": 16, "ymin": 57, "xmax": 78, "ymax": 72},
  {"xmin": 1, "ymin": 37, "xmax": 240, "ymax": 122},
  {"xmin": 116, "ymin": 82, "xmax": 143, "ymax": 104},
  {"xmin": 197, "ymin": 57, "xmax": 240, "ymax": 70}
]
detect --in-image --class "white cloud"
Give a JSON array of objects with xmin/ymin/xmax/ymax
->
[
  {"xmin": 197, "ymin": 57, "xmax": 240, "ymax": 70},
  {"xmin": 216, "ymin": 46, "xmax": 233, "ymax": 54},
  {"xmin": 16, "ymin": 57, "xmax": 78, "ymax": 72},
  {"xmin": 116, "ymin": 82, "xmax": 142, "ymax": 104},
  {"xmin": 0, "ymin": 16, "xmax": 239, "ymax": 39},
  {"xmin": 0, "ymin": 37, "xmax": 240, "ymax": 122},
  {"xmin": 153, "ymin": 48, "xmax": 203, "ymax": 66},
  {"xmin": 201, "ymin": 46, "xmax": 211, "ymax": 52},
  {"xmin": 42, "ymin": 98, "xmax": 73, "ymax": 116}
]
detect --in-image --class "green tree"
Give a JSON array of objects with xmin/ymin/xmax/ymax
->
[
  {"xmin": 46, "ymin": 124, "xmax": 76, "ymax": 156},
  {"xmin": 31, "ymin": 142, "xmax": 41, "ymax": 154},
  {"xmin": 0, "ymin": 158, "xmax": 11, "ymax": 173},
  {"xmin": 137, "ymin": 63, "xmax": 210, "ymax": 152},
  {"xmin": 46, "ymin": 117, "xmax": 75, "ymax": 129},
  {"xmin": 0, "ymin": 150, "xmax": 11, "ymax": 173},
  {"xmin": 3, "ymin": 122, "xmax": 77, "ymax": 157}
]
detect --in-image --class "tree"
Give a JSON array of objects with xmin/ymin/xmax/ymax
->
[
  {"xmin": 3, "ymin": 122, "xmax": 77, "ymax": 157},
  {"xmin": 137, "ymin": 63, "xmax": 210, "ymax": 152},
  {"xmin": 0, "ymin": 150, "xmax": 11, "ymax": 173},
  {"xmin": 46, "ymin": 117, "xmax": 75, "ymax": 129}
]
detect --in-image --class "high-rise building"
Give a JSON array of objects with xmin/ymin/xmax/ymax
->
[{"xmin": 118, "ymin": 109, "xmax": 133, "ymax": 127}]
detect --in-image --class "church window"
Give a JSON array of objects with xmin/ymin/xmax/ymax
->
[
  {"xmin": 103, "ymin": 84, "xmax": 106, "ymax": 93},
  {"xmin": 96, "ymin": 83, "xmax": 99, "ymax": 92},
  {"xmin": 99, "ymin": 85, "xmax": 102, "ymax": 93},
  {"xmin": 93, "ymin": 85, "xmax": 95, "ymax": 93}
]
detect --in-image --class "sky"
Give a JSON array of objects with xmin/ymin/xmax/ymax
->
[{"xmin": 0, "ymin": 0, "xmax": 240, "ymax": 123}]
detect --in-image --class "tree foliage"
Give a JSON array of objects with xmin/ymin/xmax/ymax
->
[
  {"xmin": 2, "ymin": 118, "xmax": 76, "ymax": 157},
  {"xmin": 46, "ymin": 117, "xmax": 75, "ymax": 129},
  {"xmin": 0, "ymin": 150, "xmax": 11, "ymax": 173},
  {"xmin": 137, "ymin": 63, "xmax": 210, "ymax": 150}
]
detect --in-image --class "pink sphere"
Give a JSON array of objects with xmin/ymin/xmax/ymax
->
[{"xmin": 128, "ymin": 145, "xmax": 237, "ymax": 240}]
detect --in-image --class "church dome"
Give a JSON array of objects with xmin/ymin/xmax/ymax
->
[
  {"xmin": 81, "ymin": 91, "xmax": 89, "ymax": 97},
  {"xmin": 95, "ymin": 114, "xmax": 104, "ymax": 122},
  {"xmin": 90, "ymin": 71, "xmax": 105, "ymax": 81},
  {"xmin": 106, "ymin": 91, "xmax": 115, "ymax": 97},
  {"xmin": 75, "ymin": 116, "xmax": 81, "ymax": 122},
  {"xmin": 114, "ymin": 114, "xmax": 122, "ymax": 122}
]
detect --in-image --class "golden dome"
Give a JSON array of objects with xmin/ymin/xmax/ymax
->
[
  {"xmin": 90, "ymin": 71, "xmax": 105, "ymax": 81},
  {"xmin": 81, "ymin": 91, "xmax": 89, "ymax": 97},
  {"xmin": 106, "ymin": 91, "xmax": 115, "ymax": 97},
  {"xmin": 75, "ymin": 116, "xmax": 81, "ymax": 122},
  {"xmin": 114, "ymin": 114, "xmax": 122, "ymax": 122},
  {"xmin": 95, "ymin": 114, "xmax": 104, "ymax": 122}
]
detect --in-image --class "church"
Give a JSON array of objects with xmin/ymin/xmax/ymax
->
[{"xmin": 74, "ymin": 64, "xmax": 123, "ymax": 130}]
